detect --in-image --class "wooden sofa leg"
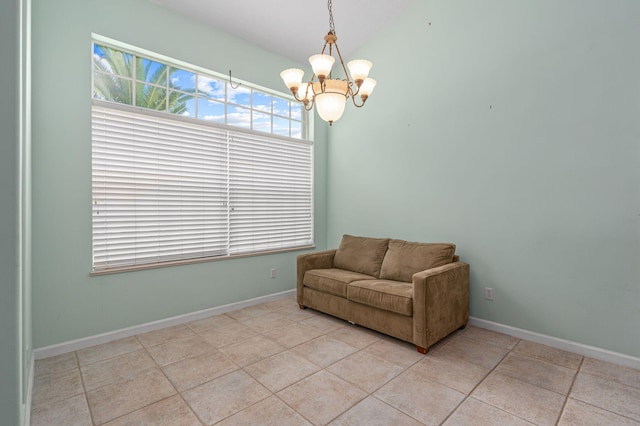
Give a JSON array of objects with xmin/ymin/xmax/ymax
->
[
  {"xmin": 416, "ymin": 345, "xmax": 428, "ymax": 354},
  {"xmin": 299, "ymin": 304, "xmax": 307, "ymax": 310}
]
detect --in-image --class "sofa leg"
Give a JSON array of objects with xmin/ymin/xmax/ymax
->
[
  {"xmin": 416, "ymin": 345, "xmax": 428, "ymax": 354},
  {"xmin": 459, "ymin": 323, "xmax": 467, "ymax": 330},
  {"xmin": 298, "ymin": 304, "xmax": 307, "ymax": 310}
]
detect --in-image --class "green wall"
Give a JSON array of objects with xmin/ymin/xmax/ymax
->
[
  {"xmin": 31, "ymin": 0, "xmax": 327, "ymax": 348},
  {"xmin": 1, "ymin": 0, "xmax": 32, "ymax": 424},
  {"xmin": 328, "ymin": 0, "xmax": 640, "ymax": 357},
  {"xmin": 0, "ymin": 1, "xmax": 21, "ymax": 423}
]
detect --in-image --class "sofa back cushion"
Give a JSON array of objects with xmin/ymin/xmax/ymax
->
[
  {"xmin": 380, "ymin": 239, "xmax": 456, "ymax": 282},
  {"xmin": 333, "ymin": 234, "xmax": 390, "ymax": 277}
]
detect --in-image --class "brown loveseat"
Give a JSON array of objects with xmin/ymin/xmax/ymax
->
[{"xmin": 297, "ymin": 235, "xmax": 469, "ymax": 353}]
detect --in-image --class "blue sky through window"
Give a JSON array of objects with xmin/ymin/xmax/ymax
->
[
  {"xmin": 253, "ymin": 92, "xmax": 272, "ymax": 113},
  {"xmin": 170, "ymin": 68, "xmax": 195, "ymax": 91},
  {"xmin": 198, "ymin": 76, "xmax": 225, "ymax": 101},
  {"xmin": 272, "ymin": 97, "xmax": 290, "ymax": 118},
  {"xmin": 228, "ymin": 85, "xmax": 251, "ymax": 107},
  {"xmin": 197, "ymin": 98, "xmax": 225, "ymax": 123}
]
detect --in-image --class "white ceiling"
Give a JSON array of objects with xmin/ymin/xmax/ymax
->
[{"xmin": 150, "ymin": 0, "xmax": 415, "ymax": 64}]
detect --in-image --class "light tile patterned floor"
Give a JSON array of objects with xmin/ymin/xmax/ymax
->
[{"xmin": 31, "ymin": 296, "xmax": 640, "ymax": 425}]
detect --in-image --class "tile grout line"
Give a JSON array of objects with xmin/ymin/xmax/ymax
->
[
  {"xmin": 564, "ymin": 362, "xmax": 640, "ymax": 424},
  {"xmin": 73, "ymin": 350, "xmax": 98, "ymax": 426},
  {"xmin": 437, "ymin": 335, "xmax": 524, "ymax": 425},
  {"xmin": 139, "ymin": 333, "xmax": 211, "ymax": 426},
  {"xmin": 554, "ymin": 355, "xmax": 585, "ymax": 426}
]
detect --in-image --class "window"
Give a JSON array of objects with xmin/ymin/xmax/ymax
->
[
  {"xmin": 93, "ymin": 43, "xmax": 306, "ymax": 139},
  {"xmin": 91, "ymin": 39, "xmax": 313, "ymax": 272}
]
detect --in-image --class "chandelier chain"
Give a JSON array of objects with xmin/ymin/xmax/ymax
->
[{"xmin": 328, "ymin": 0, "xmax": 335, "ymax": 34}]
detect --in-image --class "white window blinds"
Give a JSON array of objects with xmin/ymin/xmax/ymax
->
[
  {"xmin": 92, "ymin": 102, "xmax": 313, "ymax": 271},
  {"xmin": 229, "ymin": 132, "xmax": 313, "ymax": 255}
]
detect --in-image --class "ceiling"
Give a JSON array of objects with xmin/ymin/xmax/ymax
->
[{"xmin": 150, "ymin": 0, "xmax": 416, "ymax": 64}]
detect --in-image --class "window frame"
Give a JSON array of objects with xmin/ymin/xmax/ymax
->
[
  {"xmin": 90, "ymin": 35, "xmax": 315, "ymax": 275},
  {"xmin": 91, "ymin": 34, "xmax": 310, "ymax": 140}
]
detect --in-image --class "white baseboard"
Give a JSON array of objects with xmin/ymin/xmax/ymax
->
[
  {"xmin": 23, "ymin": 355, "xmax": 33, "ymax": 426},
  {"xmin": 33, "ymin": 294, "xmax": 639, "ymax": 372},
  {"xmin": 470, "ymin": 316, "xmax": 640, "ymax": 371},
  {"xmin": 33, "ymin": 289, "xmax": 295, "ymax": 360}
]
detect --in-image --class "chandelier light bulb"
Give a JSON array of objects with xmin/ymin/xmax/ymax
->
[
  {"xmin": 347, "ymin": 59, "xmax": 373, "ymax": 84},
  {"xmin": 359, "ymin": 78, "xmax": 377, "ymax": 99},
  {"xmin": 309, "ymin": 54, "xmax": 335, "ymax": 79},
  {"xmin": 315, "ymin": 92, "xmax": 347, "ymax": 124},
  {"xmin": 280, "ymin": 68, "xmax": 304, "ymax": 91},
  {"xmin": 298, "ymin": 82, "xmax": 314, "ymax": 102},
  {"xmin": 313, "ymin": 79, "xmax": 348, "ymax": 125}
]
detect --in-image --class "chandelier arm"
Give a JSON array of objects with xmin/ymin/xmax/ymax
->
[
  {"xmin": 320, "ymin": 40, "xmax": 329, "ymax": 55},
  {"xmin": 351, "ymin": 95, "xmax": 366, "ymax": 108},
  {"xmin": 303, "ymin": 96, "xmax": 315, "ymax": 111}
]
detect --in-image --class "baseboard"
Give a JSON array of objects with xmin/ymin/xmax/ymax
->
[
  {"xmin": 470, "ymin": 316, "xmax": 640, "ymax": 370},
  {"xmin": 23, "ymin": 355, "xmax": 34, "ymax": 426},
  {"xmin": 33, "ymin": 295, "xmax": 639, "ymax": 371},
  {"xmin": 33, "ymin": 289, "xmax": 296, "ymax": 360}
]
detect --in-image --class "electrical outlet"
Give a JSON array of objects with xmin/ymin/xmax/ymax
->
[
  {"xmin": 270, "ymin": 268, "xmax": 277, "ymax": 279},
  {"xmin": 484, "ymin": 287, "xmax": 494, "ymax": 301}
]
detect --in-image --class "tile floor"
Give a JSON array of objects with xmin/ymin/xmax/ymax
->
[{"xmin": 31, "ymin": 296, "xmax": 640, "ymax": 425}]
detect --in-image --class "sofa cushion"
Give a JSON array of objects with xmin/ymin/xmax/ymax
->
[
  {"xmin": 380, "ymin": 239, "xmax": 456, "ymax": 283},
  {"xmin": 304, "ymin": 268, "xmax": 376, "ymax": 298},
  {"xmin": 347, "ymin": 280, "xmax": 413, "ymax": 316},
  {"xmin": 333, "ymin": 234, "xmax": 390, "ymax": 277}
]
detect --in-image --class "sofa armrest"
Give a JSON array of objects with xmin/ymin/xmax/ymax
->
[
  {"xmin": 412, "ymin": 262, "xmax": 470, "ymax": 349},
  {"xmin": 296, "ymin": 250, "xmax": 337, "ymax": 304}
]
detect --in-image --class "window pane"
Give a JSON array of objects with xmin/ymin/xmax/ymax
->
[
  {"xmin": 198, "ymin": 75, "xmax": 225, "ymax": 101},
  {"xmin": 169, "ymin": 67, "xmax": 196, "ymax": 91},
  {"xmin": 228, "ymin": 85, "xmax": 251, "ymax": 107},
  {"xmin": 228, "ymin": 106, "xmax": 251, "ymax": 129},
  {"xmin": 197, "ymin": 98, "xmax": 225, "ymax": 123},
  {"xmin": 252, "ymin": 92, "xmax": 271, "ymax": 113},
  {"xmin": 291, "ymin": 120, "xmax": 303, "ymax": 139},
  {"xmin": 273, "ymin": 116, "xmax": 290, "ymax": 137},
  {"xmin": 93, "ymin": 44, "xmax": 132, "ymax": 77},
  {"xmin": 252, "ymin": 111, "xmax": 271, "ymax": 133},
  {"xmin": 169, "ymin": 91, "xmax": 196, "ymax": 116},
  {"xmin": 291, "ymin": 103, "xmax": 303, "ymax": 120},
  {"xmin": 94, "ymin": 74, "xmax": 132, "ymax": 104},
  {"xmin": 136, "ymin": 57, "xmax": 167, "ymax": 85},
  {"xmin": 272, "ymin": 97, "xmax": 290, "ymax": 118},
  {"xmin": 135, "ymin": 83, "xmax": 167, "ymax": 111}
]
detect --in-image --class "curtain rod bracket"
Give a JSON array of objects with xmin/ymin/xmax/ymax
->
[{"xmin": 229, "ymin": 70, "xmax": 241, "ymax": 89}]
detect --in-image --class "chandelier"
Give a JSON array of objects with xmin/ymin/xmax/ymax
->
[{"xmin": 280, "ymin": 0, "xmax": 377, "ymax": 125}]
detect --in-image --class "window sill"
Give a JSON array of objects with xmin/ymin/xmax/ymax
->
[{"xmin": 90, "ymin": 245, "xmax": 316, "ymax": 276}]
